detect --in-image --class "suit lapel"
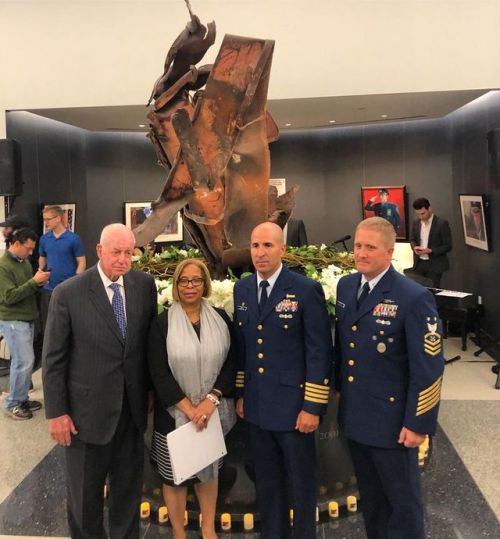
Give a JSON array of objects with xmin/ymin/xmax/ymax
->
[
  {"xmin": 89, "ymin": 267, "xmax": 125, "ymax": 345},
  {"xmin": 344, "ymin": 275, "xmax": 362, "ymax": 323},
  {"xmin": 123, "ymin": 272, "xmax": 138, "ymax": 351},
  {"xmin": 428, "ymin": 216, "xmax": 439, "ymax": 246},
  {"xmin": 239, "ymin": 274, "xmax": 258, "ymax": 321}
]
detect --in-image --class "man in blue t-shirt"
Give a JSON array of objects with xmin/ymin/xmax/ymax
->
[{"xmin": 39, "ymin": 206, "xmax": 86, "ymax": 330}]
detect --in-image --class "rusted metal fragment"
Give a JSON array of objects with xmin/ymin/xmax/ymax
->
[
  {"xmin": 148, "ymin": 15, "xmax": 216, "ymax": 106},
  {"xmin": 136, "ymin": 12, "xmax": 298, "ymax": 272},
  {"xmin": 133, "ymin": 197, "xmax": 187, "ymax": 248}
]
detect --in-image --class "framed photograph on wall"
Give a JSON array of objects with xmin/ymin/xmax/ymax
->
[
  {"xmin": 459, "ymin": 194, "xmax": 491, "ymax": 251},
  {"xmin": 42, "ymin": 203, "xmax": 76, "ymax": 233},
  {"xmin": 124, "ymin": 201, "xmax": 183, "ymax": 242},
  {"xmin": 361, "ymin": 186, "xmax": 408, "ymax": 240}
]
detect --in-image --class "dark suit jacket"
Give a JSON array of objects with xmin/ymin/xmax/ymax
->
[
  {"xmin": 234, "ymin": 267, "xmax": 333, "ymax": 431},
  {"xmin": 410, "ymin": 214, "xmax": 452, "ymax": 275},
  {"xmin": 42, "ymin": 266, "xmax": 157, "ymax": 444},
  {"xmin": 335, "ymin": 267, "xmax": 444, "ymax": 448},
  {"xmin": 286, "ymin": 218, "xmax": 308, "ymax": 247}
]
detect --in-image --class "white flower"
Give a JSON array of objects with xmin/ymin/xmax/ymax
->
[
  {"xmin": 208, "ymin": 279, "xmax": 235, "ymax": 319},
  {"xmin": 155, "ymin": 279, "xmax": 173, "ymax": 305},
  {"xmin": 320, "ymin": 243, "xmax": 327, "ymax": 251},
  {"xmin": 178, "ymin": 249, "xmax": 188, "ymax": 257}
]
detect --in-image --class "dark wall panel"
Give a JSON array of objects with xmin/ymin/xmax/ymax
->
[
  {"xmin": 85, "ymin": 132, "xmax": 164, "ymax": 264},
  {"xmin": 271, "ymin": 119, "xmax": 453, "ymax": 265},
  {"xmin": 6, "ymin": 111, "xmax": 87, "ymax": 236},
  {"xmin": 449, "ymin": 92, "xmax": 500, "ymax": 337},
  {"xmin": 7, "ymin": 91, "xmax": 500, "ymax": 335}
]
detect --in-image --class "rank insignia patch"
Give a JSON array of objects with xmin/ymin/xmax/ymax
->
[{"xmin": 424, "ymin": 323, "xmax": 442, "ymax": 356}]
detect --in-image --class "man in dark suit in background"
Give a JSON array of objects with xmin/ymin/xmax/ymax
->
[
  {"xmin": 335, "ymin": 217, "xmax": 444, "ymax": 539},
  {"xmin": 234, "ymin": 222, "xmax": 333, "ymax": 539},
  {"xmin": 410, "ymin": 197, "xmax": 452, "ymax": 288},
  {"xmin": 286, "ymin": 217, "xmax": 308, "ymax": 247},
  {"xmin": 42, "ymin": 223, "xmax": 157, "ymax": 538}
]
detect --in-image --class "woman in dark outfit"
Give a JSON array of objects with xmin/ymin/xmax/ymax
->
[{"xmin": 148, "ymin": 258, "xmax": 236, "ymax": 539}]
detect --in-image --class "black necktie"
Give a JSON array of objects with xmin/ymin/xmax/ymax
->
[
  {"xmin": 357, "ymin": 281, "xmax": 370, "ymax": 308},
  {"xmin": 258, "ymin": 280, "xmax": 269, "ymax": 315}
]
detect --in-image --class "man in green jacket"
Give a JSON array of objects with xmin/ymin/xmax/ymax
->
[{"xmin": 0, "ymin": 228, "xmax": 50, "ymax": 420}]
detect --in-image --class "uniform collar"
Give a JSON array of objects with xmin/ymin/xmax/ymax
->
[{"xmin": 360, "ymin": 265, "xmax": 391, "ymax": 292}]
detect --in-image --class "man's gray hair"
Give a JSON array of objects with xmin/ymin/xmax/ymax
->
[{"xmin": 99, "ymin": 223, "xmax": 135, "ymax": 246}]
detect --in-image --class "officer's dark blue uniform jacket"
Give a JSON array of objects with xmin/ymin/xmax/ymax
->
[
  {"xmin": 234, "ymin": 267, "xmax": 333, "ymax": 431},
  {"xmin": 365, "ymin": 201, "xmax": 401, "ymax": 233},
  {"xmin": 335, "ymin": 266, "xmax": 444, "ymax": 448}
]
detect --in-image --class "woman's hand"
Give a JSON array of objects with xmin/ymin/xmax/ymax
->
[
  {"xmin": 192, "ymin": 398, "xmax": 216, "ymax": 431},
  {"xmin": 176, "ymin": 397, "xmax": 196, "ymax": 422}
]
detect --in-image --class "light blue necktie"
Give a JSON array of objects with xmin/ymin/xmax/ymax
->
[{"xmin": 109, "ymin": 283, "xmax": 127, "ymax": 337}]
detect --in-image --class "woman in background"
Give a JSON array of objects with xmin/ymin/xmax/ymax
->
[{"xmin": 148, "ymin": 258, "xmax": 236, "ymax": 539}]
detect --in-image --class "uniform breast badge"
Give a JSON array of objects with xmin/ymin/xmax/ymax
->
[
  {"xmin": 424, "ymin": 317, "xmax": 442, "ymax": 356},
  {"xmin": 275, "ymin": 299, "xmax": 298, "ymax": 313},
  {"xmin": 373, "ymin": 303, "xmax": 398, "ymax": 318}
]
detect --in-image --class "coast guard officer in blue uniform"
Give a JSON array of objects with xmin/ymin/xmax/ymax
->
[
  {"xmin": 335, "ymin": 217, "xmax": 444, "ymax": 539},
  {"xmin": 234, "ymin": 222, "xmax": 333, "ymax": 539},
  {"xmin": 365, "ymin": 188, "xmax": 401, "ymax": 235}
]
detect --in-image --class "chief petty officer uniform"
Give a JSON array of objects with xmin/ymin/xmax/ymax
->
[
  {"xmin": 234, "ymin": 265, "xmax": 333, "ymax": 539},
  {"xmin": 335, "ymin": 265, "xmax": 444, "ymax": 539}
]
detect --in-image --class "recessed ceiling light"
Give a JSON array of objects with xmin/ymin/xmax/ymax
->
[
  {"xmin": 329, "ymin": 120, "xmax": 336, "ymax": 124},
  {"xmin": 285, "ymin": 122, "xmax": 292, "ymax": 127},
  {"xmin": 138, "ymin": 124, "xmax": 146, "ymax": 128},
  {"xmin": 380, "ymin": 114, "xmax": 388, "ymax": 119}
]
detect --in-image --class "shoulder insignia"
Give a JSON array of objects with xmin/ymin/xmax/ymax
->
[{"xmin": 424, "ymin": 321, "xmax": 442, "ymax": 356}]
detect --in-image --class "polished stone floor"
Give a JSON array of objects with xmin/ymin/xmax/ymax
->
[{"xmin": 1, "ymin": 336, "xmax": 499, "ymax": 538}]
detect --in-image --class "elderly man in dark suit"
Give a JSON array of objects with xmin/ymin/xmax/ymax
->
[
  {"xmin": 335, "ymin": 217, "xmax": 444, "ymax": 539},
  {"xmin": 409, "ymin": 197, "xmax": 452, "ymax": 288},
  {"xmin": 42, "ymin": 223, "xmax": 157, "ymax": 538},
  {"xmin": 234, "ymin": 222, "xmax": 333, "ymax": 539}
]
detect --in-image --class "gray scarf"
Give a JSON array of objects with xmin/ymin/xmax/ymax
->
[{"xmin": 166, "ymin": 299, "xmax": 236, "ymax": 481}]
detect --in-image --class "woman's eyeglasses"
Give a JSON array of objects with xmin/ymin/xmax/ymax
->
[{"xmin": 178, "ymin": 277, "xmax": 204, "ymax": 288}]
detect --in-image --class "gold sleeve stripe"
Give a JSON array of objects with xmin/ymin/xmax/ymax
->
[
  {"xmin": 305, "ymin": 382, "xmax": 331, "ymax": 391},
  {"xmin": 416, "ymin": 393, "xmax": 441, "ymax": 416},
  {"xmin": 304, "ymin": 395, "xmax": 329, "ymax": 404},
  {"xmin": 417, "ymin": 388, "xmax": 442, "ymax": 410},
  {"xmin": 417, "ymin": 386, "xmax": 441, "ymax": 407},
  {"xmin": 417, "ymin": 396, "xmax": 440, "ymax": 415},
  {"xmin": 236, "ymin": 371, "xmax": 245, "ymax": 388},
  {"xmin": 304, "ymin": 386, "xmax": 330, "ymax": 396},
  {"xmin": 418, "ymin": 377, "xmax": 442, "ymax": 398}
]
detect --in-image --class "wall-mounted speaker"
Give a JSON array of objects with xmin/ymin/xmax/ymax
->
[{"xmin": 0, "ymin": 139, "xmax": 22, "ymax": 196}]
